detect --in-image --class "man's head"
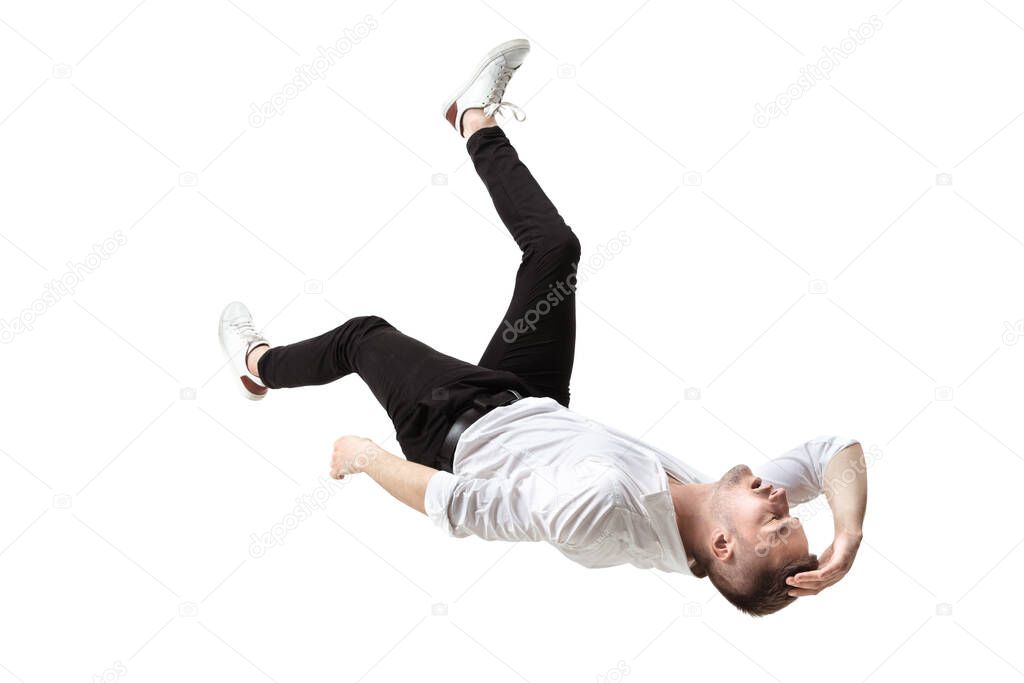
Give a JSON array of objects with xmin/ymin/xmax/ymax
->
[{"xmin": 693, "ymin": 465, "xmax": 818, "ymax": 616}]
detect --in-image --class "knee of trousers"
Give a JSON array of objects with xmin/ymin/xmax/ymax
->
[
  {"xmin": 535, "ymin": 228, "xmax": 582, "ymax": 269},
  {"xmin": 341, "ymin": 315, "xmax": 391, "ymax": 332},
  {"xmin": 333, "ymin": 315, "xmax": 394, "ymax": 356}
]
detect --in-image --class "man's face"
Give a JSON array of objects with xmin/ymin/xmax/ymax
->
[{"xmin": 711, "ymin": 465, "xmax": 809, "ymax": 569}]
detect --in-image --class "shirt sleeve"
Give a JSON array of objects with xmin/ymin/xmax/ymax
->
[
  {"xmin": 423, "ymin": 467, "xmax": 621, "ymax": 545},
  {"xmin": 754, "ymin": 435, "xmax": 860, "ymax": 506}
]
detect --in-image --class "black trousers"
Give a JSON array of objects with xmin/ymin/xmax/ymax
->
[{"xmin": 258, "ymin": 126, "xmax": 581, "ymax": 472}]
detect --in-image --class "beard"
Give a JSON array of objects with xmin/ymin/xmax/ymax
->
[
  {"xmin": 710, "ymin": 464, "xmax": 750, "ymax": 528},
  {"xmin": 717, "ymin": 464, "xmax": 750, "ymax": 488}
]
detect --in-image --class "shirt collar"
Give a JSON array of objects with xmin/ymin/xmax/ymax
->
[{"xmin": 647, "ymin": 485, "xmax": 694, "ymax": 576}]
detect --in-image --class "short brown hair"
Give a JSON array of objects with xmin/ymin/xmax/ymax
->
[{"xmin": 708, "ymin": 553, "xmax": 820, "ymax": 617}]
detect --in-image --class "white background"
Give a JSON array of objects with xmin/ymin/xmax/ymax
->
[{"xmin": 2, "ymin": 1, "xmax": 1023, "ymax": 681}]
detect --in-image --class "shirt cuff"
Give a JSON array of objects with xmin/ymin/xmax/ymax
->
[{"xmin": 424, "ymin": 471, "xmax": 458, "ymax": 536}]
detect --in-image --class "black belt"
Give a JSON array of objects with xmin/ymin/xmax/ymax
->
[{"xmin": 439, "ymin": 389, "xmax": 525, "ymax": 469}]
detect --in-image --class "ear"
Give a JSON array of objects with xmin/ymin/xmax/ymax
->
[{"xmin": 710, "ymin": 527, "xmax": 734, "ymax": 562}]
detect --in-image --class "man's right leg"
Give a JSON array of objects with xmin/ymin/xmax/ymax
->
[
  {"xmin": 464, "ymin": 117, "xmax": 581, "ymax": 407},
  {"xmin": 441, "ymin": 40, "xmax": 580, "ymax": 407}
]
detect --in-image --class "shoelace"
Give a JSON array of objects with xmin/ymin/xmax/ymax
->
[
  {"xmin": 229, "ymin": 318, "xmax": 260, "ymax": 340},
  {"xmin": 482, "ymin": 66, "xmax": 526, "ymax": 123}
]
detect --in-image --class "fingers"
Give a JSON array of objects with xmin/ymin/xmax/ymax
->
[
  {"xmin": 788, "ymin": 571, "xmax": 838, "ymax": 588},
  {"xmin": 790, "ymin": 568, "xmax": 831, "ymax": 584},
  {"xmin": 787, "ymin": 571, "xmax": 844, "ymax": 598},
  {"xmin": 330, "ymin": 453, "xmax": 354, "ymax": 479},
  {"xmin": 786, "ymin": 575, "xmax": 835, "ymax": 597},
  {"xmin": 329, "ymin": 435, "xmax": 378, "ymax": 479},
  {"xmin": 329, "ymin": 460, "xmax": 345, "ymax": 480},
  {"xmin": 792, "ymin": 552, "xmax": 848, "ymax": 583},
  {"xmin": 786, "ymin": 549, "xmax": 856, "ymax": 597},
  {"xmin": 330, "ymin": 436, "xmax": 356, "ymax": 479},
  {"xmin": 329, "ymin": 448, "xmax": 348, "ymax": 480}
]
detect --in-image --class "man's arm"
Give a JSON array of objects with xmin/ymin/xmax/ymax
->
[
  {"xmin": 330, "ymin": 436, "xmax": 436, "ymax": 514},
  {"xmin": 824, "ymin": 442, "xmax": 867, "ymax": 539},
  {"xmin": 787, "ymin": 442, "xmax": 867, "ymax": 596},
  {"xmin": 330, "ymin": 435, "xmax": 620, "ymax": 545}
]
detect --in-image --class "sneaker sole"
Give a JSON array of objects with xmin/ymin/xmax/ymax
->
[
  {"xmin": 218, "ymin": 322, "xmax": 268, "ymax": 401},
  {"xmin": 239, "ymin": 374, "xmax": 268, "ymax": 401},
  {"xmin": 440, "ymin": 38, "xmax": 531, "ymax": 121}
]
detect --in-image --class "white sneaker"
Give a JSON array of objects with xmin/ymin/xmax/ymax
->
[
  {"xmin": 442, "ymin": 38, "xmax": 530, "ymax": 136},
  {"xmin": 218, "ymin": 301, "xmax": 270, "ymax": 401}
]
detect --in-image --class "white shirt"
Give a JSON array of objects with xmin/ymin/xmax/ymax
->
[{"xmin": 424, "ymin": 397, "xmax": 859, "ymax": 574}]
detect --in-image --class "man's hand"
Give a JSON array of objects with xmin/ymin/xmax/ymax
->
[
  {"xmin": 329, "ymin": 436, "xmax": 382, "ymax": 479},
  {"xmin": 787, "ymin": 531, "xmax": 862, "ymax": 597},
  {"xmin": 327, "ymin": 438, "xmax": 438, "ymax": 515},
  {"xmin": 788, "ymin": 441, "xmax": 868, "ymax": 598}
]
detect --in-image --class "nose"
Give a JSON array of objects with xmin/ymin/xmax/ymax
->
[{"xmin": 769, "ymin": 486, "xmax": 788, "ymax": 507}]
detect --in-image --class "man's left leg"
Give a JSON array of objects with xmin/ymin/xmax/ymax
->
[{"xmin": 220, "ymin": 304, "xmax": 529, "ymax": 470}]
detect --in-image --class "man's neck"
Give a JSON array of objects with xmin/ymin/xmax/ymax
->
[{"xmin": 668, "ymin": 478, "xmax": 713, "ymax": 576}]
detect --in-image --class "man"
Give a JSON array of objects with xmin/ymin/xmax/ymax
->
[{"xmin": 218, "ymin": 39, "xmax": 867, "ymax": 616}]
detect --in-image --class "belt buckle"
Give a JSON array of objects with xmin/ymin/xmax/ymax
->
[
  {"xmin": 499, "ymin": 389, "xmax": 524, "ymax": 405},
  {"xmin": 474, "ymin": 389, "xmax": 523, "ymax": 411},
  {"xmin": 499, "ymin": 389, "xmax": 523, "ymax": 406}
]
